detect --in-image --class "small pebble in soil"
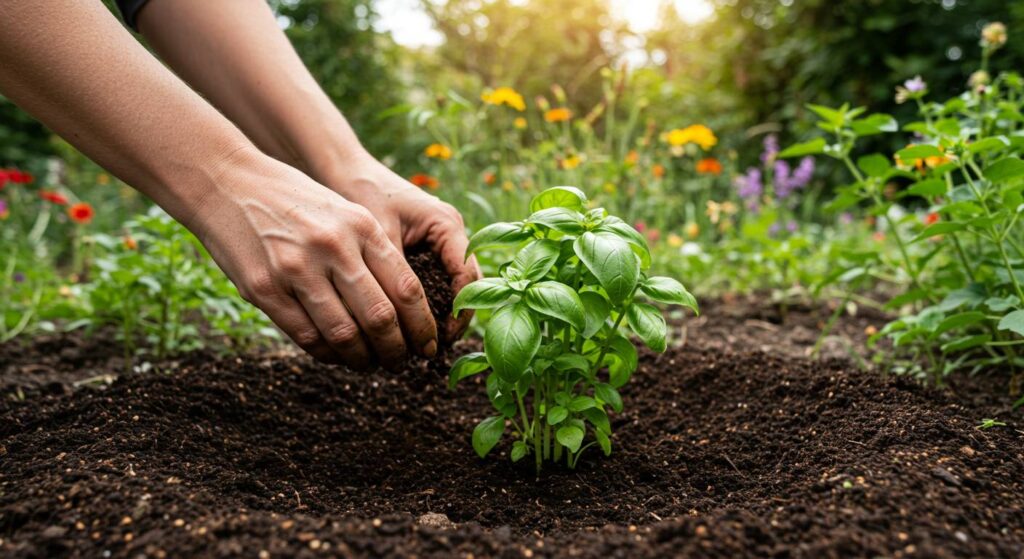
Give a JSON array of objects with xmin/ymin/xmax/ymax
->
[{"xmin": 417, "ymin": 512, "xmax": 455, "ymax": 530}]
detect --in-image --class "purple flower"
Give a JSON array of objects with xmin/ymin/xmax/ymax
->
[
  {"xmin": 775, "ymin": 157, "xmax": 815, "ymax": 200},
  {"xmin": 0, "ymin": 199, "xmax": 7, "ymax": 215},
  {"xmin": 13, "ymin": 272, "xmax": 25, "ymax": 283},
  {"xmin": 761, "ymin": 134, "xmax": 779, "ymax": 164},
  {"xmin": 904, "ymin": 76, "xmax": 927, "ymax": 93},
  {"xmin": 736, "ymin": 167, "xmax": 762, "ymax": 200},
  {"xmin": 840, "ymin": 212, "xmax": 854, "ymax": 225},
  {"xmin": 769, "ymin": 221, "xmax": 781, "ymax": 236},
  {"xmin": 786, "ymin": 220, "xmax": 798, "ymax": 233}
]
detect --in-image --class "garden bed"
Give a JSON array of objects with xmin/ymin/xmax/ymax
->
[{"xmin": 3, "ymin": 293, "xmax": 1023, "ymax": 558}]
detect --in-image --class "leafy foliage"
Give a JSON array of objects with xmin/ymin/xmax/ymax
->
[{"xmin": 449, "ymin": 187, "xmax": 698, "ymax": 473}]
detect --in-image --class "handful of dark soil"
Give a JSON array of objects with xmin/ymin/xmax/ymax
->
[{"xmin": 405, "ymin": 246, "xmax": 455, "ymax": 353}]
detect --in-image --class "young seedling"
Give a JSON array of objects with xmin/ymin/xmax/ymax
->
[{"xmin": 449, "ymin": 186, "xmax": 698, "ymax": 474}]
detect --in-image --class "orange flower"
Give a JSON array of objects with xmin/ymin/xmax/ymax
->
[
  {"xmin": 872, "ymin": 231, "xmax": 886, "ymax": 242},
  {"xmin": 924, "ymin": 212, "xmax": 939, "ymax": 225},
  {"xmin": 560, "ymin": 154, "xmax": 581, "ymax": 170},
  {"xmin": 544, "ymin": 108, "xmax": 573, "ymax": 123},
  {"xmin": 625, "ymin": 150, "xmax": 639, "ymax": 166},
  {"xmin": 424, "ymin": 143, "xmax": 453, "ymax": 160},
  {"xmin": 696, "ymin": 157, "xmax": 723, "ymax": 176},
  {"xmin": 684, "ymin": 222, "xmax": 700, "ymax": 239},
  {"xmin": 123, "ymin": 236, "xmax": 138, "ymax": 250},
  {"xmin": 67, "ymin": 202, "xmax": 94, "ymax": 224},
  {"xmin": 483, "ymin": 172, "xmax": 496, "ymax": 185},
  {"xmin": 652, "ymin": 164, "xmax": 666, "ymax": 178},
  {"xmin": 40, "ymin": 190, "xmax": 68, "ymax": 205},
  {"xmin": 513, "ymin": 117, "xmax": 528, "ymax": 130},
  {"xmin": 409, "ymin": 174, "xmax": 440, "ymax": 190}
]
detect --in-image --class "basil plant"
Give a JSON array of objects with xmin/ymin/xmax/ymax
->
[{"xmin": 449, "ymin": 186, "xmax": 698, "ymax": 473}]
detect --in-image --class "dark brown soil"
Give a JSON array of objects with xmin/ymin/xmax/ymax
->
[
  {"xmin": 405, "ymin": 246, "xmax": 454, "ymax": 345},
  {"xmin": 2, "ymin": 295, "xmax": 1023, "ymax": 557}
]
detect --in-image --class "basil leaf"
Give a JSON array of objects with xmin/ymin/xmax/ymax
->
[
  {"xmin": 580, "ymin": 291, "xmax": 611, "ymax": 338},
  {"xmin": 472, "ymin": 416, "xmax": 505, "ymax": 458},
  {"xmin": 595, "ymin": 220, "xmax": 651, "ymax": 269},
  {"xmin": 594, "ymin": 383, "xmax": 623, "ymax": 413},
  {"xmin": 524, "ymin": 281, "xmax": 586, "ymax": 332},
  {"xmin": 484, "ymin": 303, "xmax": 541, "ymax": 383},
  {"xmin": 640, "ymin": 276, "xmax": 699, "ymax": 313},
  {"xmin": 528, "ymin": 207, "xmax": 586, "ymax": 235},
  {"xmin": 547, "ymin": 406, "xmax": 569, "ymax": 425},
  {"xmin": 512, "ymin": 239, "xmax": 560, "ymax": 280},
  {"xmin": 581, "ymin": 407, "xmax": 611, "ymax": 435},
  {"xmin": 448, "ymin": 352, "xmax": 490, "ymax": 389},
  {"xmin": 530, "ymin": 186, "xmax": 587, "ymax": 213},
  {"xmin": 466, "ymin": 222, "xmax": 532, "ymax": 255},
  {"xmin": 568, "ymin": 396, "xmax": 597, "ymax": 412},
  {"xmin": 452, "ymin": 278, "xmax": 513, "ymax": 316},
  {"xmin": 998, "ymin": 310, "xmax": 1024, "ymax": 336},
  {"xmin": 627, "ymin": 302, "xmax": 668, "ymax": 352},
  {"xmin": 594, "ymin": 429, "xmax": 612, "ymax": 456},
  {"xmin": 553, "ymin": 353, "xmax": 590, "ymax": 372},
  {"xmin": 510, "ymin": 441, "xmax": 528, "ymax": 462},
  {"xmin": 574, "ymin": 232, "xmax": 640, "ymax": 304},
  {"xmin": 556, "ymin": 424, "xmax": 584, "ymax": 453}
]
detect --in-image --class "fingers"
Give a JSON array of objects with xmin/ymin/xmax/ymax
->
[
  {"xmin": 257, "ymin": 292, "xmax": 341, "ymax": 365},
  {"xmin": 330, "ymin": 263, "xmax": 409, "ymax": 370},
  {"xmin": 293, "ymin": 280, "xmax": 373, "ymax": 370},
  {"xmin": 435, "ymin": 221, "xmax": 482, "ymax": 341},
  {"xmin": 363, "ymin": 238, "xmax": 438, "ymax": 358}
]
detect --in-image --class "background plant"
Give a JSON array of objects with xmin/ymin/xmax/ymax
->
[{"xmin": 448, "ymin": 186, "xmax": 698, "ymax": 473}]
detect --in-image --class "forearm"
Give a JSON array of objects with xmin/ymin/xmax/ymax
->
[
  {"xmin": 0, "ymin": 1, "xmax": 253, "ymax": 228},
  {"xmin": 136, "ymin": 0, "xmax": 370, "ymax": 190}
]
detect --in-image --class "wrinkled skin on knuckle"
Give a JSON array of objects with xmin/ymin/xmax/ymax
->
[
  {"xmin": 290, "ymin": 327, "xmax": 323, "ymax": 350},
  {"xmin": 363, "ymin": 298, "xmax": 398, "ymax": 334},
  {"xmin": 241, "ymin": 272, "xmax": 279, "ymax": 304},
  {"xmin": 394, "ymin": 270, "xmax": 425, "ymax": 306},
  {"xmin": 324, "ymin": 320, "xmax": 361, "ymax": 349}
]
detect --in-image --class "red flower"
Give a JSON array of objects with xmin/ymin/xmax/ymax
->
[
  {"xmin": 0, "ymin": 170, "xmax": 8, "ymax": 190},
  {"xmin": 68, "ymin": 202, "xmax": 94, "ymax": 224},
  {"xmin": 696, "ymin": 158, "xmax": 723, "ymax": 176},
  {"xmin": 12, "ymin": 171, "xmax": 33, "ymax": 184},
  {"xmin": 40, "ymin": 190, "xmax": 69, "ymax": 205},
  {"xmin": 409, "ymin": 174, "xmax": 439, "ymax": 190},
  {"xmin": 924, "ymin": 212, "xmax": 939, "ymax": 225}
]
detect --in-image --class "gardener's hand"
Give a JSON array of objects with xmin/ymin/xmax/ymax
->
[
  {"xmin": 189, "ymin": 148, "xmax": 438, "ymax": 369},
  {"xmin": 320, "ymin": 156, "xmax": 481, "ymax": 340}
]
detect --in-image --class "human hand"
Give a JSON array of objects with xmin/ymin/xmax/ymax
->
[
  {"xmin": 319, "ymin": 157, "xmax": 482, "ymax": 340},
  {"xmin": 186, "ymin": 148, "xmax": 438, "ymax": 369}
]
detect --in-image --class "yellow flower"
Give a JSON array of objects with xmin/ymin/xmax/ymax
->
[
  {"xmin": 544, "ymin": 108, "xmax": 573, "ymax": 123},
  {"xmin": 684, "ymin": 222, "xmax": 700, "ymax": 239},
  {"xmin": 481, "ymin": 87, "xmax": 526, "ymax": 111},
  {"xmin": 982, "ymin": 22, "xmax": 1007, "ymax": 49},
  {"xmin": 424, "ymin": 143, "xmax": 453, "ymax": 160},
  {"xmin": 501, "ymin": 180, "xmax": 515, "ymax": 192},
  {"xmin": 667, "ymin": 233, "xmax": 683, "ymax": 248},
  {"xmin": 560, "ymin": 154, "xmax": 582, "ymax": 170},
  {"xmin": 706, "ymin": 200, "xmax": 723, "ymax": 224},
  {"xmin": 97, "ymin": 173, "xmax": 110, "ymax": 185},
  {"xmin": 514, "ymin": 117, "xmax": 528, "ymax": 129},
  {"xmin": 603, "ymin": 182, "xmax": 617, "ymax": 195},
  {"xmin": 664, "ymin": 125, "xmax": 718, "ymax": 151}
]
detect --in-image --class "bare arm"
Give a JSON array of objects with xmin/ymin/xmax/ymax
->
[
  {"xmin": 0, "ymin": 0, "xmax": 438, "ymax": 367},
  {"xmin": 134, "ymin": 0, "xmax": 480, "ymax": 339}
]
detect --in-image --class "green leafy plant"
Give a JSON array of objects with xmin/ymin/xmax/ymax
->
[{"xmin": 449, "ymin": 186, "xmax": 698, "ymax": 473}]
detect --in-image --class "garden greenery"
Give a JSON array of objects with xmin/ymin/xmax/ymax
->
[{"xmin": 448, "ymin": 186, "xmax": 698, "ymax": 472}]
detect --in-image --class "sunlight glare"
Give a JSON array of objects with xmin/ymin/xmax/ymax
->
[{"xmin": 615, "ymin": 0, "xmax": 714, "ymax": 32}]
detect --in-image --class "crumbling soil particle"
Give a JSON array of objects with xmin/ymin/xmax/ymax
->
[
  {"xmin": 1, "ymin": 332, "xmax": 1022, "ymax": 557},
  {"xmin": 405, "ymin": 246, "xmax": 454, "ymax": 346}
]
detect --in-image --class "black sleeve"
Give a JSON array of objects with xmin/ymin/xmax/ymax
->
[{"xmin": 115, "ymin": 0, "xmax": 152, "ymax": 31}]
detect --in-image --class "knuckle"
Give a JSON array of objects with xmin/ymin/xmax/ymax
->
[
  {"xmin": 291, "ymin": 328, "xmax": 322, "ymax": 349},
  {"xmin": 242, "ymin": 272, "xmax": 279, "ymax": 302},
  {"xmin": 363, "ymin": 299, "xmax": 398, "ymax": 333},
  {"xmin": 275, "ymin": 253, "xmax": 307, "ymax": 277},
  {"xmin": 325, "ymin": 320, "xmax": 361, "ymax": 348},
  {"xmin": 350, "ymin": 208, "xmax": 380, "ymax": 236},
  {"xmin": 394, "ymin": 270, "xmax": 425, "ymax": 306}
]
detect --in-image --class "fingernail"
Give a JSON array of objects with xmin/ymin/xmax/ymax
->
[{"xmin": 423, "ymin": 339, "xmax": 438, "ymax": 358}]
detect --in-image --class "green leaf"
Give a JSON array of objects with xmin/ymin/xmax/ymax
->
[
  {"xmin": 626, "ymin": 303, "xmax": 668, "ymax": 352},
  {"xmin": 466, "ymin": 222, "xmax": 532, "ymax": 255},
  {"xmin": 896, "ymin": 145, "xmax": 944, "ymax": 161},
  {"xmin": 524, "ymin": 281, "xmax": 586, "ymax": 331},
  {"xmin": 530, "ymin": 186, "xmax": 587, "ymax": 213},
  {"xmin": 984, "ymin": 157, "xmax": 1024, "ymax": 183},
  {"xmin": 528, "ymin": 207, "xmax": 586, "ymax": 235},
  {"xmin": 850, "ymin": 113, "xmax": 898, "ymax": 136},
  {"xmin": 553, "ymin": 353, "xmax": 591, "ymax": 372},
  {"xmin": 933, "ymin": 311, "xmax": 987, "ymax": 337},
  {"xmin": 911, "ymin": 222, "xmax": 966, "ymax": 243},
  {"xmin": 857, "ymin": 154, "xmax": 892, "ymax": 178},
  {"xmin": 556, "ymin": 424, "xmax": 584, "ymax": 453},
  {"xmin": 985, "ymin": 295, "xmax": 1020, "ymax": 312},
  {"xmin": 594, "ymin": 383, "xmax": 623, "ymax": 413},
  {"xmin": 510, "ymin": 441, "xmax": 528, "ymax": 462},
  {"xmin": 640, "ymin": 277, "xmax": 699, "ymax": 313},
  {"xmin": 941, "ymin": 334, "xmax": 992, "ymax": 353},
  {"xmin": 997, "ymin": 310, "xmax": 1024, "ymax": 336},
  {"xmin": 581, "ymin": 407, "xmax": 611, "ymax": 435},
  {"xmin": 967, "ymin": 136, "xmax": 1010, "ymax": 155},
  {"xmin": 568, "ymin": 396, "xmax": 597, "ymax": 412},
  {"xmin": 452, "ymin": 278, "xmax": 513, "ymax": 316},
  {"xmin": 574, "ymin": 232, "xmax": 640, "ymax": 304},
  {"xmin": 580, "ymin": 291, "xmax": 611, "ymax": 339},
  {"xmin": 778, "ymin": 138, "xmax": 826, "ymax": 158},
  {"xmin": 472, "ymin": 416, "xmax": 505, "ymax": 458},
  {"xmin": 547, "ymin": 406, "xmax": 569, "ymax": 425},
  {"xmin": 448, "ymin": 352, "xmax": 490, "ymax": 389},
  {"xmin": 595, "ymin": 220, "xmax": 651, "ymax": 269},
  {"xmin": 605, "ymin": 334, "xmax": 638, "ymax": 388},
  {"xmin": 484, "ymin": 303, "xmax": 541, "ymax": 383},
  {"xmin": 938, "ymin": 285, "xmax": 987, "ymax": 312},
  {"xmin": 512, "ymin": 239, "xmax": 561, "ymax": 280},
  {"xmin": 594, "ymin": 429, "xmax": 612, "ymax": 456},
  {"xmin": 906, "ymin": 179, "xmax": 946, "ymax": 198}
]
